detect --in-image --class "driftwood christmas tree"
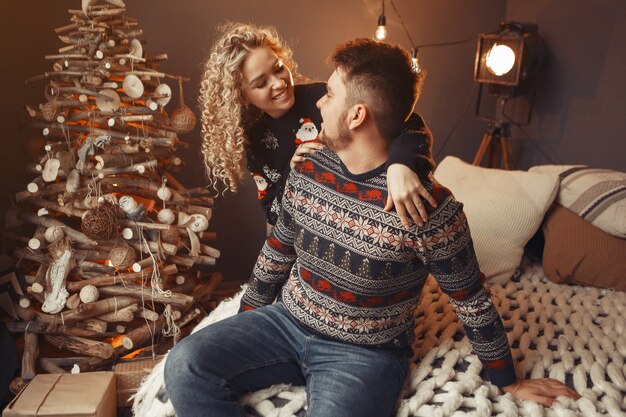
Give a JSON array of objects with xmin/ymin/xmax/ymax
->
[{"xmin": 3, "ymin": 0, "xmax": 222, "ymax": 390}]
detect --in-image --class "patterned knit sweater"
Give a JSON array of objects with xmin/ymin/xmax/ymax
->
[{"xmin": 240, "ymin": 148, "xmax": 517, "ymax": 387}]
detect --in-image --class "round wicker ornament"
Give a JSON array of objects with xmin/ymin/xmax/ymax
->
[
  {"xmin": 81, "ymin": 203, "xmax": 118, "ymax": 240},
  {"xmin": 41, "ymin": 101, "xmax": 58, "ymax": 121},
  {"xmin": 160, "ymin": 225, "xmax": 179, "ymax": 244},
  {"xmin": 108, "ymin": 243, "xmax": 135, "ymax": 268},
  {"xmin": 170, "ymin": 78, "xmax": 196, "ymax": 133}
]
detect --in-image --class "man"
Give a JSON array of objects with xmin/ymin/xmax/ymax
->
[{"xmin": 165, "ymin": 39, "xmax": 579, "ymax": 417}]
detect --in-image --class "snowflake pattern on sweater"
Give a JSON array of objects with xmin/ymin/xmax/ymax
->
[{"xmin": 241, "ymin": 147, "xmax": 517, "ymax": 387}]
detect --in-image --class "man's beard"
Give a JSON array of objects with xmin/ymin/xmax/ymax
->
[{"xmin": 318, "ymin": 110, "xmax": 351, "ymax": 152}]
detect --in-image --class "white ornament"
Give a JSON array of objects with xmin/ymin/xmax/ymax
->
[
  {"xmin": 123, "ymin": 74, "xmax": 144, "ymax": 99},
  {"xmin": 66, "ymin": 169, "xmax": 80, "ymax": 193},
  {"xmin": 157, "ymin": 185, "xmax": 172, "ymax": 201},
  {"xmin": 122, "ymin": 228, "xmax": 134, "ymax": 240},
  {"xmin": 189, "ymin": 214, "xmax": 209, "ymax": 232},
  {"xmin": 79, "ymin": 285, "xmax": 99, "ymax": 304},
  {"xmin": 157, "ymin": 208, "xmax": 175, "ymax": 225},
  {"xmin": 119, "ymin": 195, "xmax": 139, "ymax": 214},
  {"xmin": 42, "ymin": 158, "xmax": 61, "ymax": 182},
  {"xmin": 44, "ymin": 226, "xmax": 65, "ymax": 243}
]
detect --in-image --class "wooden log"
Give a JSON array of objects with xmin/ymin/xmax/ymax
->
[
  {"xmin": 39, "ymin": 358, "xmax": 67, "ymax": 374},
  {"xmin": 26, "ymin": 196, "xmax": 86, "ymax": 218},
  {"xmin": 137, "ymin": 307, "xmax": 159, "ymax": 322},
  {"xmin": 76, "ymin": 318, "xmax": 108, "ymax": 334},
  {"xmin": 17, "ymin": 211, "xmax": 97, "ymax": 246},
  {"xmin": 130, "ymin": 240, "xmax": 177, "ymax": 257},
  {"xmin": 98, "ymin": 285, "xmax": 193, "ymax": 308},
  {"xmin": 65, "ymin": 293, "xmax": 80, "ymax": 310},
  {"xmin": 121, "ymin": 315, "xmax": 166, "ymax": 351},
  {"xmin": 23, "ymin": 296, "xmax": 136, "ymax": 325},
  {"xmin": 44, "ymin": 334, "xmax": 114, "ymax": 359},
  {"xmin": 97, "ymin": 304, "xmax": 138, "ymax": 322},
  {"xmin": 66, "ymin": 264, "xmax": 178, "ymax": 292},
  {"xmin": 21, "ymin": 332, "xmax": 39, "ymax": 380},
  {"xmin": 9, "ymin": 377, "xmax": 27, "ymax": 396},
  {"xmin": 7, "ymin": 321, "xmax": 106, "ymax": 338},
  {"xmin": 170, "ymin": 254, "xmax": 216, "ymax": 267},
  {"xmin": 78, "ymin": 260, "xmax": 116, "ymax": 275},
  {"xmin": 178, "ymin": 308, "xmax": 203, "ymax": 328}
]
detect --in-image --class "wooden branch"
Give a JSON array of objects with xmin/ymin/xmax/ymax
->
[
  {"xmin": 67, "ymin": 264, "xmax": 177, "ymax": 292},
  {"xmin": 44, "ymin": 334, "xmax": 114, "ymax": 359},
  {"xmin": 98, "ymin": 285, "xmax": 192, "ymax": 308},
  {"xmin": 121, "ymin": 315, "xmax": 165, "ymax": 351},
  {"xmin": 7, "ymin": 321, "xmax": 107, "ymax": 338},
  {"xmin": 21, "ymin": 332, "xmax": 38, "ymax": 380},
  {"xmin": 17, "ymin": 211, "xmax": 97, "ymax": 246},
  {"xmin": 98, "ymin": 303, "xmax": 138, "ymax": 322}
]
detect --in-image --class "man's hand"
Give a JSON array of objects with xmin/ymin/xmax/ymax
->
[
  {"xmin": 384, "ymin": 163, "xmax": 436, "ymax": 228},
  {"xmin": 501, "ymin": 378, "xmax": 581, "ymax": 407},
  {"xmin": 290, "ymin": 142, "xmax": 325, "ymax": 168}
]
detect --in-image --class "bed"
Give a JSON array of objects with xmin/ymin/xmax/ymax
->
[{"xmin": 132, "ymin": 157, "xmax": 626, "ymax": 417}]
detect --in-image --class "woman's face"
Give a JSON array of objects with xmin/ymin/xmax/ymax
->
[{"xmin": 241, "ymin": 47, "xmax": 295, "ymax": 119}]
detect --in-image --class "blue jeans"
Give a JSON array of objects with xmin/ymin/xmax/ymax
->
[{"xmin": 164, "ymin": 302, "xmax": 409, "ymax": 417}]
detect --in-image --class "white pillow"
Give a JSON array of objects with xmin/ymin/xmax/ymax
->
[
  {"xmin": 528, "ymin": 165, "xmax": 626, "ymax": 238},
  {"xmin": 434, "ymin": 156, "xmax": 559, "ymax": 284}
]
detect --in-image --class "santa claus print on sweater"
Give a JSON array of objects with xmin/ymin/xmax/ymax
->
[
  {"xmin": 252, "ymin": 173, "xmax": 268, "ymax": 200},
  {"xmin": 294, "ymin": 117, "xmax": 319, "ymax": 145}
]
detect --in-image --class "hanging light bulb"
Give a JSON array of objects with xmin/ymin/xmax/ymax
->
[
  {"xmin": 375, "ymin": 15, "xmax": 387, "ymax": 41},
  {"xmin": 411, "ymin": 48, "xmax": 421, "ymax": 73},
  {"xmin": 374, "ymin": 0, "xmax": 387, "ymax": 41},
  {"xmin": 485, "ymin": 43, "xmax": 516, "ymax": 76}
]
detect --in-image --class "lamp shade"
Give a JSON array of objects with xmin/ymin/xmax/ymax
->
[{"xmin": 474, "ymin": 22, "xmax": 546, "ymax": 97}]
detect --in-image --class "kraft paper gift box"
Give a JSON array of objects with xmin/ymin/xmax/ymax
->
[
  {"xmin": 114, "ymin": 356, "xmax": 162, "ymax": 407},
  {"xmin": 3, "ymin": 372, "xmax": 116, "ymax": 417}
]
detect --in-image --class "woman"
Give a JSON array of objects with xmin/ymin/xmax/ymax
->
[{"xmin": 199, "ymin": 22, "xmax": 436, "ymax": 231}]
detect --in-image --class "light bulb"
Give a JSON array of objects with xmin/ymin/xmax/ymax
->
[
  {"xmin": 411, "ymin": 49, "xmax": 421, "ymax": 73},
  {"xmin": 485, "ymin": 43, "xmax": 516, "ymax": 76},
  {"xmin": 375, "ymin": 15, "xmax": 387, "ymax": 41}
]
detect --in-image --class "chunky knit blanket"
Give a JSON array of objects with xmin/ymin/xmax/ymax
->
[{"xmin": 132, "ymin": 260, "xmax": 626, "ymax": 417}]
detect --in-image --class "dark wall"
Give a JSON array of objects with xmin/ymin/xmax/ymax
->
[
  {"xmin": 505, "ymin": 0, "xmax": 626, "ymax": 170},
  {"xmin": 1, "ymin": 1, "xmax": 623, "ymax": 283}
]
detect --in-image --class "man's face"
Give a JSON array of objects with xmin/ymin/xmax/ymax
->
[{"xmin": 316, "ymin": 69, "xmax": 351, "ymax": 151}]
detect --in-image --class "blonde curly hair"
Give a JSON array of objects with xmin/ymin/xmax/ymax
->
[{"xmin": 199, "ymin": 22, "xmax": 301, "ymax": 194}]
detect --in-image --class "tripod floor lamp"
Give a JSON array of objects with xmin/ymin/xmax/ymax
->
[{"xmin": 472, "ymin": 22, "xmax": 547, "ymax": 169}]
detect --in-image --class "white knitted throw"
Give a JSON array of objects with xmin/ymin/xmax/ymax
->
[{"xmin": 132, "ymin": 260, "xmax": 626, "ymax": 417}]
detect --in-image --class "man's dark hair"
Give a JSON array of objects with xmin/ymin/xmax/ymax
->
[{"xmin": 330, "ymin": 38, "xmax": 424, "ymax": 139}]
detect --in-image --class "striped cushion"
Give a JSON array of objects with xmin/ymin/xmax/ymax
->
[
  {"xmin": 434, "ymin": 156, "xmax": 559, "ymax": 284},
  {"xmin": 529, "ymin": 165, "xmax": 626, "ymax": 238}
]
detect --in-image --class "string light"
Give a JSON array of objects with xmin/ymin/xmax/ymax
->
[
  {"xmin": 375, "ymin": 0, "xmax": 474, "ymax": 74},
  {"xmin": 374, "ymin": 0, "xmax": 387, "ymax": 41}
]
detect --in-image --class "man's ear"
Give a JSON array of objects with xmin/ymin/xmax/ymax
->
[{"xmin": 347, "ymin": 104, "xmax": 367, "ymax": 130}]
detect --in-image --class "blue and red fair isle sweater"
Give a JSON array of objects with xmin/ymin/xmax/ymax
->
[{"xmin": 240, "ymin": 147, "xmax": 517, "ymax": 388}]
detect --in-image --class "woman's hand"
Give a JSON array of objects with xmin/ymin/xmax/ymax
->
[
  {"xmin": 501, "ymin": 378, "xmax": 581, "ymax": 407},
  {"xmin": 384, "ymin": 163, "xmax": 437, "ymax": 228},
  {"xmin": 290, "ymin": 142, "xmax": 325, "ymax": 169}
]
